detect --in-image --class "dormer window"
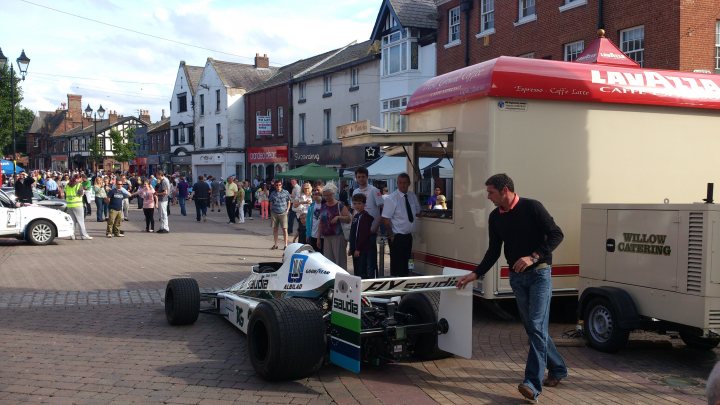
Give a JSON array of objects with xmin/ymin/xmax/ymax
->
[{"xmin": 381, "ymin": 28, "xmax": 419, "ymax": 76}]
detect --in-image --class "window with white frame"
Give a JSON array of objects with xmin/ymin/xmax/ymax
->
[
  {"xmin": 299, "ymin": 113, "xmax": 306, "ymax": 143},
  {"xmin": 180, "ymin": 128, "xmax": 186, "ymax": 144},
  {"xmin": 715, "ymin": 21, "xmax": 720, "ymax": 70},
  {"xmin": 382, "ymin": 28, "xmax": 419, "ymax": 76},
  {"xmin": 448, "ymin": 7, "xmax": 460, "ymax": 44},
  {"xmin": 480, "ymin": 0, "xmax": 495, "ymax": 33},
  {"xmin": 299, "ymin": 82, "xmax": 306, "ymax": 101},
  {"xmin": 518, "ymin": 52, "xmax": 535, "ymax": 58},
  {"xmin": 381, "ymin": 97, "xmax": 408, "ymax": 132},
  {"xmin": 277, "ymin": 106, "xmax": 284, "ymax": 136},
  {"xmin": 384, "ymin": 13, "xmax": 398, "ymax": 31},
  {"xmin": 559, "ymin": 0, "xmax": 587, "ymax": 10},
  {"xmin": 323, "ymin": 75, "xmax": 332, "ymax": 95},
  {"xmin": 33, "ymin": 137, "xmax": 39, "ymax": 147},
  {"xmin": 216, "ymin": 123, "xmax": 221, "ymax": 146},
  {"xmin": 350, "ymin": 67, "xmax": 359, "ymax": 88},
  {"xmin": 620, "ymin": 26, "xmax": 644, "ymax": 66},
  {"xmin": 323, "ymin": 109, "xmax": 331, "ymax": 141},
  {"xmin": 564, "ymin": 40, "xmax": 584, "ymax": 61},
  {"xmin": 351, "ymin": 104, "xmax": 359, "ymax": 122},
  {"xmin": 518, "ymin": 0, "xmax": 536, "ymax": 22}
]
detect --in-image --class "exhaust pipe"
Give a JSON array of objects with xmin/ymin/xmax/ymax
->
[{"xmin": 704, "ymin": 183, "xmax": 714, "ymax": 204}]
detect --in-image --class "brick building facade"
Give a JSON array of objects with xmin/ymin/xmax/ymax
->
[{"xmin": 435, "ymin": 0, "xmax": 720, "ymax": 75}]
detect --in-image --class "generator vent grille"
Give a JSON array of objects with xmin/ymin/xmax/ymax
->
[
  {"xmin": 709, "ymin": 310, "xmax": 720, "ymax": 327},
  {"xmin": 687, "ymin": 212, "xmax": 704, "ymax": 294}
]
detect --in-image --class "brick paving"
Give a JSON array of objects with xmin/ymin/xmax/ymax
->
[{"xmin": 0, "ymin": 203, "xmax": 715, "ymax": 404}]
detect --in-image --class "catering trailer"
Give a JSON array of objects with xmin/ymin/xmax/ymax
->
[{"xmin": 339, "ymin": 35, "xmax": 720, "ymax": 300}]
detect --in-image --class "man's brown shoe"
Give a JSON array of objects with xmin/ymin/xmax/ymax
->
[
  {"xmin": 543, "ymin": 376, "xmax": 562, "ymax": 387},
  {"xmin": 518, "ymin": 383, "xmax": 537, "ymax": 403}
]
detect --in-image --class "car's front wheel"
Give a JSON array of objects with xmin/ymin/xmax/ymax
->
[
  {"xmin": 26, "ymin": 220, "xmax": 55, "ymax": 245},
  {"xmin": 165, "ymin": 278, "xmax": 200, "ymax": 325},
  {"xmin": 247, "ymin": 299, "xmax": 325, "ymax": 381}
]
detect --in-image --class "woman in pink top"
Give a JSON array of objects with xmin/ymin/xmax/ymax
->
[{"xmin": 137, "ymin": 179, "xmax": 158, "ymax": 232}]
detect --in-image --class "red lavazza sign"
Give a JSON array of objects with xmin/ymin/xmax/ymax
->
[
  {"xmin": 405, "ymin": 56, "xmax": 720, "ymax": 114},
  {"xmin": 247, "ymin": 146, "xmax": 288, "ymax": 163}
]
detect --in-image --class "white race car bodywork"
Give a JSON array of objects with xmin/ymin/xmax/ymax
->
[
  {"xmin": 0, "ymin": 189, "xmax": 74, "ymax": 244},
  {"xmin": 211, "ymin": 244, "xmax": 473, "ymax": 374}
]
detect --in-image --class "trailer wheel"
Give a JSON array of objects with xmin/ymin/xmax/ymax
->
[
  {"xmin": 26, "ymin": 220, "xmax": 55, "ymax": 245},
  {"xmin": 679, "ymin": 331, "xmax": 720, "ymax": 350},
  {"xmin": 247, "ymin": 299, "xmax": 325, "ymax": 381},
  {"xmin": 164, "ymin": 278, "xmax": 200, "ymax": 325},
  {"xmin": 399, "ymin": 292, "xmax": 450, "ymax": 360},
  {"xmin": 583, "ymin": 297, "xmax": 629, "ymax": 353}
]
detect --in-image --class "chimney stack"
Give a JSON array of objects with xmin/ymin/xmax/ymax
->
[
  {"xmin": 139, "ymin": 109, "xmax": 151, "ymax": 123},
  {"xmin": 108, "ymin": 110, "xmax": 118, "ymax": 124},
  {"xmin": 66, "ymin": 94, "xmax": 82, "ymax": 123},
  {"xmin": 254, "ymin": 53, "xmax": 269, "ymax": 69},
  {"xmin": 161, "ymin": 109, "xmax": 166, "ymax": 120}
]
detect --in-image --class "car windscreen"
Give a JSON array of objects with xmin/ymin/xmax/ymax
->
[{"xmin": 0, "ymin": 190, "xmax": 14, "ymax": 208}]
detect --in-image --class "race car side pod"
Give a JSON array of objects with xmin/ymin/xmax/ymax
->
[{"xmin": 329, "ymin": 269, "xmax": 473, "ymax": 374}]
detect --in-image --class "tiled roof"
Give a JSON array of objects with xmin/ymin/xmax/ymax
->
[
  {"xmin": 28, "ymin": 110, "xmax": 71, "ymax": 135},
  {"xmin": 147, "ymin": 117, "xmax": 171, "ymax": 133},
  {"xmin": 247, "ymin": 49, "xmax": 342, "ymax": 93},
  {"xmin": 295, "ymin": 40, "xmax": 379, "ymax": 80},
  {"xmin": 209, "ymin": 59, "xmax": 279, "ymax": 91},
  {"xmin": 185, "ymin": 65, "xmax": 204, "ymax": 95},
  {"xmin": 390, "ymin": 0, "xmax": 437, "ymax": 30}
]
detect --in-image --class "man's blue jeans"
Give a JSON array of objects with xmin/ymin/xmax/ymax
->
[
  {"xmin": 509, "ymin": 266, "xmax": 567, "ymax": 399},
  {"xmin": 179, "ymin": 197, "xmax": 187, "ymax": 216}
]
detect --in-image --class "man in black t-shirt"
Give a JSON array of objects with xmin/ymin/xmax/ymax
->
[
  {"xmin": 192, "ymin": 175, "xmax": 211, "ymax": 222},
  {"xmin": 14, "ymin": 172, "xmax": 34, "ymax": 204},
  {"xmin": 456, "ymin": 173, "xmax": 567, "ymax": 403}
]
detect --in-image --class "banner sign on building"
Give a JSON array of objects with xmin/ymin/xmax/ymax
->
[
  {"xmin": 247, "ymin": 146, "xmax": 288, "ymax": 163},
  {"xmin": 257, "ymin": 116, "xmax": 272, "ymax": 136}
]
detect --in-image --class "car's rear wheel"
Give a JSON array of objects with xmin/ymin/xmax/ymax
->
[
  {"xmin": 165, "ymin": 278, "xmax": 200, "ymax": 325},
  {"xmin": 247, "ymin": 298, "xmax": 325, "ymax": 380},
  {"xmin": 399, "ymin": 291, "xmax": 450, "ymax": 360},
  {"xmin": 26, "ymin": 220, "xmax": 55, "ymax": 245}
]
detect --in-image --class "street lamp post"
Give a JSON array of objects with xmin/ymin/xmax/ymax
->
[
  {"xmin": 0, "ymin": 48, "xmax": 30, "ymax": 178},
  {"xmin": 84, "ymin": 104, "xmax": 105, "ymax": 173}
]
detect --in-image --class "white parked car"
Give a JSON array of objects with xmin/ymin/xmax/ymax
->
[{"xmin": 0, "ymin": 189, "xmax": 74, "ymax": 245}]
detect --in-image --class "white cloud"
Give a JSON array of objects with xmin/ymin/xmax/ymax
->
[{"xmin": 0, "ymin": 0, "xmax": 380, "ymax": 121}]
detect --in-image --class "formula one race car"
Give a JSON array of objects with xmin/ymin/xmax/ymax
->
[{"xmin": 164, "ymin": 243, "xmax": 472, "ymax": 381}]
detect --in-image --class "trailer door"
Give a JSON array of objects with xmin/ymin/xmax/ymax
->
[{"xmin": 606, "ymin": 209, "xmax": 679, "ymax": 292}]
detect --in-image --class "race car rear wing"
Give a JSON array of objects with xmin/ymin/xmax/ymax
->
[{"xmin": 330, "ymin": 268, "xmax": 472, "ymax": 374}]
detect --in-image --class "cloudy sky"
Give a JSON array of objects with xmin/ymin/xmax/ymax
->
[{"xmin": 1, "ymin": 0, "xmax": 380, "ymax": 122}]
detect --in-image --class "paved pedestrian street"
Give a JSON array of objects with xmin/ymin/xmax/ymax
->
[{"xmin": 0, "ymin": 205, "xmax": 714, "ymax": 404}]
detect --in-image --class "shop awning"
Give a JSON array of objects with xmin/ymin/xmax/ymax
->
[
  {"xmin": 343, "ymin": 156, "xmax": 453, "ymax": 180},
  {"xmin": 338, "ymin": 129, "xmax": 453, "ymax": 148}
]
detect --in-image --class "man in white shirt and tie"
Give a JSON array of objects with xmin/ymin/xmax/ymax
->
[{"xmin": 381, "ymin": 173, "xmax": 421, "ymax": 277}]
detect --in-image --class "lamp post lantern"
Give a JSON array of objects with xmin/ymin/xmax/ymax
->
[
  {"xmin": 0, "ymin": 48, "xmax": 30, "ymax": 178},
  {"xmin": 85, "ymin": 104, "xmax": 105, "ymax": 173}
]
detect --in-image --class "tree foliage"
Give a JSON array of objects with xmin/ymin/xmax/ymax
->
[
  {"xmin": 0, "ymin": 64, "xmax": 35, "ymax": 157},
  {"xmin": 109, "ymin": 126, "xmax": 139, "ymax": 163},
  {"xmin": 88, "ymin": 136, "xmax": 103, "ymax": 167}
]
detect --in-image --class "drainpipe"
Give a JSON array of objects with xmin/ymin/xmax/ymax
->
[
  {"xmin": 597, "ymin": 0, "xmax": 604, "ymax": 30},
  {"xmin": 461, "ymin": 0, "xmax": 474, "ymax": 67}
]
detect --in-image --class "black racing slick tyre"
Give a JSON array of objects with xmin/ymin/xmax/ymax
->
[
  {"xmin": 26, "ymin": 219, "xmax": 55, "ymax": 245},
  {"xmin": 680, "ymin": 330, "xmax": 720, "ymax": 350},
  {"xmin": 247, "ymin": 299, "xmax": 325, "ymax": 381},
  {"xmin": 165, "ymin": 278, "xmax": 200, "ymax": 326},
  {"xmin": 583, "ymin": 297, "xmax": 629, "ymax": 353},
  {"xmin": 399, "ymin": 291, "xmax": 450, "ymax": 360}
]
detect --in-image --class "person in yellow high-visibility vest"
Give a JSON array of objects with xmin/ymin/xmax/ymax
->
[{"xmin": 65, "ymin": 174, "xmax": 92, "ymax": 240}]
